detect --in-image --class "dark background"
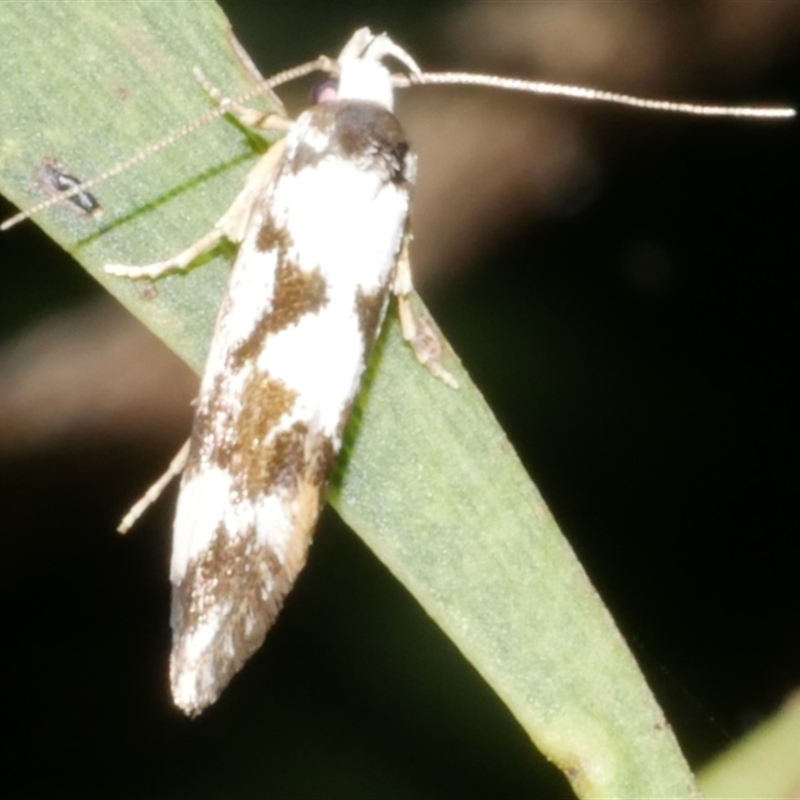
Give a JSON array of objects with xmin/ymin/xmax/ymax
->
[{"xmin": 1, "ymin": 2, "xmax": 797, "ymax": 797}]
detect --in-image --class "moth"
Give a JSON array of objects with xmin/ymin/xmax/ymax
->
[
  {"xmin": 111, "ymin": 28, "xmax": 459, "ymax": 716},
  {"xmin": 2, "ymin": 28, "xmax": 793, "ymax": 717}
]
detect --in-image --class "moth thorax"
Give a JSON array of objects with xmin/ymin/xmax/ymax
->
[{"xmin": 337, "ymin": 59, "xmax": 395, "ymax": 110}]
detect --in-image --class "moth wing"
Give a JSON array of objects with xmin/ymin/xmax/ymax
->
[{"xmin": 169, "ymin": 99, "xmax": 415, "ymax": 715}]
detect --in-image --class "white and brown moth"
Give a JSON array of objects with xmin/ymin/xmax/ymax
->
[{"xmin": 2, "ymin": 27, "xmax": 793, "ymax": 717}]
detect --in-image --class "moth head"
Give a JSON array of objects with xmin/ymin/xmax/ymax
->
[{"xmin": 335, "ymin": 27, "xmax": 421, "ymax": 110}]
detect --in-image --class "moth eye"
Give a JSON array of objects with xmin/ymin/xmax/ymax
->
[{"xmin": 308, "ymin": 77, "xmax": 339, "ymax": 105}]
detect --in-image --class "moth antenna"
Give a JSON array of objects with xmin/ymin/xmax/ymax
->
[
  {"xmin": 395, "ymin": 72, "xmax": 796, "ymax": 119},
  {"xmin": 1, "ymin": 57, "xmax": 328, "ymax": 231}
]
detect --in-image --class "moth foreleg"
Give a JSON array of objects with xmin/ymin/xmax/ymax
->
[
  {"xmin": 105, "ymin": 139, "xmax": 285, "ymax": 280},
  {"xmin": 105, "ymin": 225, "xmax": 229, "ymax": 280},
  {"xmin": 393, "ymin": 236, "xmax": 458, "ymax": 389},
  {"xmin": 117, "ymin": 438, "xmax": 191, "ymax": 534},
  {"xmin": 193, "ymin": 66, "xmax": 291, "ymax": 132}
]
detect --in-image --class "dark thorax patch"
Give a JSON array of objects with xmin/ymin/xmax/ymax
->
[{"xmin": 291, "ymin": 100, "xmax": 411, "ymax": 185}]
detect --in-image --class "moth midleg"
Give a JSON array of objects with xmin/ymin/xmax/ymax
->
[
  {"xmin": 393, "ymin": 235, "xmax": 458, "ymax": 389},
  {"xmin": 117, "ymin": 438, "xmax": 191, "ymax": 534},
  {"xmin": 105, "ymin": 225, "xmax": 230, "ymax": 280},
  {"xmin": 105, "ymin": 138, "xmax": 286, "ymax": 280}
]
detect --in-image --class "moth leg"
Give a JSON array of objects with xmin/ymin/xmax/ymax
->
[
  {"xmin": 225, "ymin": 31, "xmax": 292, "ymax": 119},
  {"xmin": 117, "ymin": 438, "xmax": 191, "ymax": 534},
  {"xmin": 105, "ymin": 139, "xmax": 285, "ymax": 280},
  {"xmin": 193, "ymin": 67, "xmax": 291, "ymax": 133},
  {"xmin": 105, "ymin": 225, "xmax": 227, "ymax": 280},
  {"xmin": 393, "ymin": 236, "xmax": 459, "ymax": 388}
]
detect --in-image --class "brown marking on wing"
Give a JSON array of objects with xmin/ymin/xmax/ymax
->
[
  {"xmin": 183, "ymin": 373, "xmax": 228, "ymax": 481},
  {"xmin": 284, "ymin": 476, "xmax": 326, "ymax": 577},
  {"xmin": 261, "ymin": 422, "xmax": 308, "ymax": 490},
  {"xmin": 221, "ymin": 374, "xmax": 300, "ymax": 499},
  {"xmin": 194, "ymin": 369, "xmax": 335, "ymax": 501},
  {"xmin": 188, "ymin": 369, "xmax": 297, "ymax": 488},
  {"xmin": 238, "ymin": 419, "xmax": 335, "ymax": 496},
  {"xmin": 311, "ymin": 434, "xmax": 337, "ymax": 487},
  {"xmin": 291, "ymin": 141, "xmax": 327, "ymax": 173},
  {"xmin": 238, "ymin": 369, "xmax": 297, "ymax": 441},
  {"xmin": 267, "ymin": 259, "xmax": 328, "ymax": 334},
  {"xmin": 170, "ymin": 426, "xmax": 337, "ymax": 714},
  {"xmin": 229, "ymin": 259, "xmax": 328, "ymax": 372},
  {"xmin": 170, "ymin": 521, "xmax": 292, "ymax": 716},
  {"xmin": 229, "ymin": 374, "xmax": 300, "ymax": 500},
  {"xmin": 255, "ymin": 212, "xmax": 293, "ymax": 254},
  {"xmin": 355, "ymin": 286, "xmax": 387, "ymax": 353},
  {"xmin": 279, "ymin": 429, "xmax": 337, "ymax": 578}
]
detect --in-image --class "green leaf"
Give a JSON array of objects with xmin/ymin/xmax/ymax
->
[{"xmin": 0, "ymin": 2, "xmax": 699, "ymax": 796}]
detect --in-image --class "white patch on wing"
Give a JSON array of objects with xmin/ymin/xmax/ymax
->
[
  {"xmin": 255, "ymin": 309, "xmax": 363, "ymax": 438},
  {"xmin": 218, "ymin": 244, "xmax": 279, "ymax": 347},
  {"xmin": 273, "ymin": 158, "xmax": 408, "ymax": 293},
  {"xmin": 171, "ymin": 463, "xmax": 297, "ymax": 585},
  {"xmin": 298, "ymin": 120, "xmax": 333, "ymax": 153},
  {"xmin": 170, "ymin": 465, "xmax": 233, "ymax": 581}
]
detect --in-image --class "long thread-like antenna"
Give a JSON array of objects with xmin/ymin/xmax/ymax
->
[
  {"xmin": 3, "ymin": 57, "xmax": 794, "ymax": 231},
  {"xmin": 395, "ymin": 72, "xmax": 796, "ymax": 119},
  {"xmin": 1, "ymin": 58, "xmax": 327, "ymax": 231}
]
